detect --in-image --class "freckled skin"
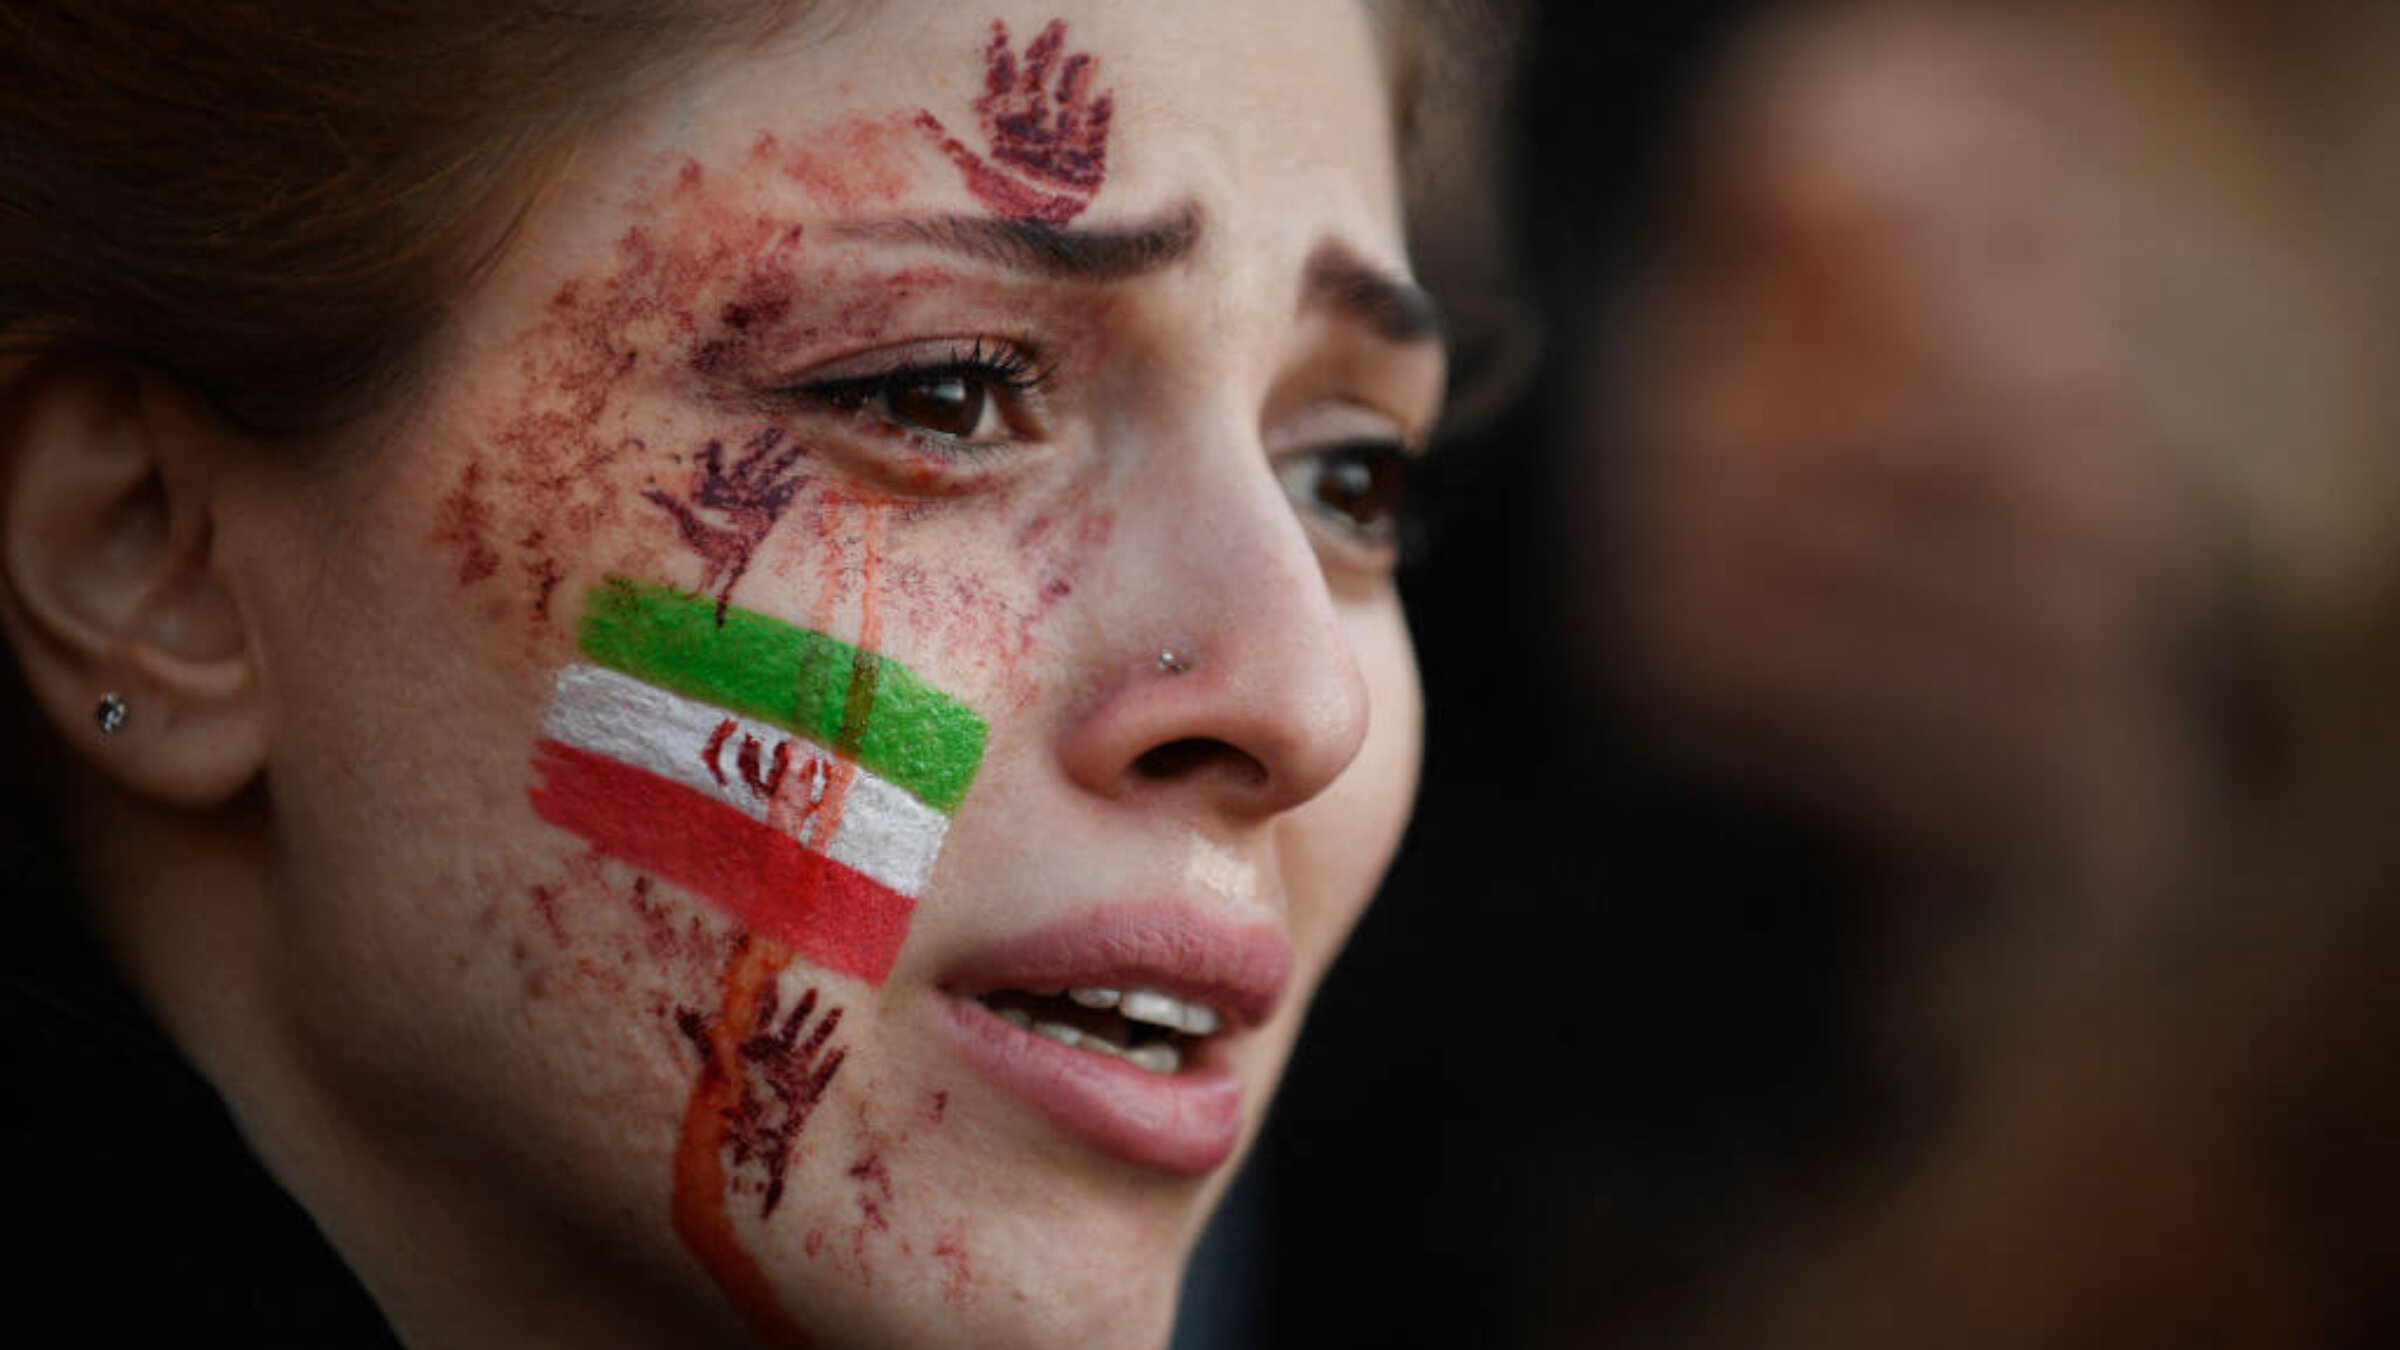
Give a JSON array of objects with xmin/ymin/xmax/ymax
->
[{"xmin": 196, "ymin": 3, "xmax": 1436, "ymax": 1347}]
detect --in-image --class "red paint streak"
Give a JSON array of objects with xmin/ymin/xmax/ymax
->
[
  {"xmin": 431, "ymin": 460, "xmax": 503, "ymax": 584},
  {"xmin": 916, "ymin": 19, "xmax": 1113, "ymax": 224},
  {"xmin": 643, "ymin": 427, "xmax": 810, "ymax": 617},
  {"xmin": 703, "ymin": 719, "xmax": 737, "ymax": 785},
  {"xmin": 671, "ymin": 936, "xmax": 829, "ymax": 1350},
  {"xmin": 796, "ymin": 499, "xmax": 888, "ymax": 846},
  {"xmin": 527, "ymin": 739, "xmax": 916, "ymax": 984}
]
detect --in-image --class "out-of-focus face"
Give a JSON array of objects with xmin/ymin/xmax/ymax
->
[{"xmin": 209, "ymin": 1, "xmax": 1437, "ymax": 1345}]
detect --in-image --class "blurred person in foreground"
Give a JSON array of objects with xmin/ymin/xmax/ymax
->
[{"xmin": 1553, "ymin": 1, "xmax": 2400, "ymax": 1346}]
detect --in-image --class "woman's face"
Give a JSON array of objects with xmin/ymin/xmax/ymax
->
[{"xmin": 212, "ymin": 0, "xmax": 1435, "ymax": 1344}]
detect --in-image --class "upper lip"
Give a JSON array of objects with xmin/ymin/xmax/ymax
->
[{"xmin": 937, "ymin": 900, "xmax": 1292, "ymax": 1032}]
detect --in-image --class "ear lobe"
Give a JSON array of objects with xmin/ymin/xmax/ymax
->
[{"xmin": 0, "ymin": 358, "xmax": 265, "ymax": 808}]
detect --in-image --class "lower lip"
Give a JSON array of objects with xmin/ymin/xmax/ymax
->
[{"xmin": 939, "ymin": 997, "xmax": 1245, "ymax": 1174}]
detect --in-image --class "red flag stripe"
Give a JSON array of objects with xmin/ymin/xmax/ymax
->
[{"xmin": 528, "ymin": 739, "xmax": 914, "ymax": 985}]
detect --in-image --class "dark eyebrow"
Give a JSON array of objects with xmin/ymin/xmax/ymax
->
[
  {"xmin": 1301, "ymin": 241, "xmax": 1444, "ymax": 346},
  {"xmin": 830, "ymin": 200, "xmax": 1203, "ymax": 281}
]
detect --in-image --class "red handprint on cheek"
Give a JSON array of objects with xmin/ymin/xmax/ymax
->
[
  {"xmin": 642, "ymin": 426, "xmax": 808, "ymax": 618},
  {"xmin": 916, "ymin": 18, "xmax": 1115, "ymax": 225}
]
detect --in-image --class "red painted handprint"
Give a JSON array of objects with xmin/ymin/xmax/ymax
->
[
  {"xmin": 679, "ymin": 980, "xmax": 847, "ymax": 1219},
  {"xmin": 917, "ymin": 18, "xmax": 1115, "ymax": 224},
  {"xmin": 643, "ymin": 426, "xmax": 807, "ymax": 618}
]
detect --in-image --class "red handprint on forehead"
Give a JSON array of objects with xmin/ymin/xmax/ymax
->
[{"xmin": 917, "ymin": 17, "xmax": 1115, "ymax": 225}]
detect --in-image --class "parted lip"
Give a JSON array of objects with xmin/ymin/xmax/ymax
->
[
  {"xmin": 935, "ymin": 902, "xmax": 1294, "ymax": 1174},
  {"xmin": 937, "ymin": 901, "xmax": 1292, "ymax": 1030}
]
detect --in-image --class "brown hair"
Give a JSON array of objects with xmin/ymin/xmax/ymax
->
[
  {"xmin": 0, "ymin": 1, "xmax": 811, "ymax": 438},
  {"xmin": 0, "ymin": 1, "xmax": 1480, "ymax": 439}
]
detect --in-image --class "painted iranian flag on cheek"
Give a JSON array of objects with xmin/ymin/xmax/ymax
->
[{"xmin": 528, "ymin": 576, "xmax": 988, "ymax": 984}]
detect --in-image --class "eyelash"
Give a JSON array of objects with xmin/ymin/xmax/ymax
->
[
  {"xmin": 772, "ymin": 337, "xmax": 1054, "ymax": 455},
  {"xmin": 768, "ymin": 339, "xmax": 1440, "ymax": 567}
]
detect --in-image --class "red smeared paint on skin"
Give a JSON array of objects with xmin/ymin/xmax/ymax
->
[
  {"xmin": 916, "ymin": 18, "xmax": 1114, "ymax": 224},
  {"xmin": 457, "ymin": 141, "xmax": 849, "ymax": 630},
  {"xmin": 768, "ymin": 119, "xmax": 920, "ymax": 215},
  {"xmin": 528, "ymin": 553, "xmax": 565, "ymax": 620},
  {"xmin": 432, "ymin": 460, "xmax": 503, "ymax": 584},
  {"xmin": 849, "ymin": 1151, "xmax": 894, "ymax": 1233},
  {"xmin": 833, "ymin": 1121, "xmax": 900, "ymax": 1282},
  {"xmin": 526, "ymin": 883, "xmax": 567, "ymax": 942},
  {"xmin": 505, "ymin": 850, "xmax": 742, "ymax": 1016},
  {"xmin": 624, "ymin": 871, "xmax": 737, "ymax": 974},
  {"xmin": 859, "ymin": 485, "xmax": 1112, "ymax": 702},
  {"xmin": 933, "ymin": 1228, "xmax": 976, "ymax": 1305},
  {"xmin": 673, "ymin": 937, "xmax": 843, "ymax": 1348},
  {"xmin": 643, "ymin": 427, "xmax": 810, "ymax": 618}
]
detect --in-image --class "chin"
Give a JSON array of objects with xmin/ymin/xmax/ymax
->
[{"xmin": 758, "ymin": 1168, "xmax": 1206, "ymax": 1350}]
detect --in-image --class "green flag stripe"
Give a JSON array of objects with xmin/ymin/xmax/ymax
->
[{"xmin": 575, "ymin": 576, "xmax": 987, "ymax": 814}]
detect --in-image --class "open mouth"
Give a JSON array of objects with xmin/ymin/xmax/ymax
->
[
  {"xmin": 975, "ymin": 986, "xmax": 1226, "ymax": 1074},
  {"xmin": 938, "ymin": 905, "xmax": 1289, "ymax": 1172}
]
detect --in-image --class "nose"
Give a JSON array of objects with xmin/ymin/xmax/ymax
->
[{"xmin": 1055, "ymin": 428, "xmax": 1372, "ymax": 822}]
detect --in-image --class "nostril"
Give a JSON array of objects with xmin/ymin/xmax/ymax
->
[{"xmin": 1134, "ymin": 737, "xmax": 1267, "ymax": 789}]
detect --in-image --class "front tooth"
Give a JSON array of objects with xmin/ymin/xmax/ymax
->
[
  {"xmin": 1068, "ymin": 987, "xmax": 1122, "ymax": 1009},
  {"xmin": 1123, "ymin": 1043, "xmax": 1182, "ymax": 1074},
  {"xmin": 1031, "ymin": 1020, "xmax": 1086, "ymax": 1049},
  {"xmin": 1121, "ymin": 989, "xmax": 1201, "ymax": 1032},
  {"xmin": 1179, "ymin": 1004, "xmax": 1222, "ymax": 1036}
]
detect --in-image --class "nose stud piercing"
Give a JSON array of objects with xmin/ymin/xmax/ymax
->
[
  {"xmin": 95, "ymin": 691, "xmax": 129, "ymax": 739},
  {"xmin": 1157, "ymin": 649, "xmax": 1190, "ymax": 675}
]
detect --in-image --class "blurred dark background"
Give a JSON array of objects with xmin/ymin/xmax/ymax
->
[
  {"xmin": 1204, "ymin": 1, "xmax": 2400, "ymax": 1346},
  {"xmin": 1222, "ymin": 5, "xmax": 1885, "ymax": 1346}
]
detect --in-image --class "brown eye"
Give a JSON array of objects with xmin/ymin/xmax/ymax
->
[
  {"xmin": 805, "ymin": 357, "xmax": 1030, "ymax": 446},
  {"xmin": 885, "ymin": 374, "xmax": 989, "ymax": 439},
  {"xmin": 1277, "ymin": 440, "xmax": 1412, "ymax": 545}
]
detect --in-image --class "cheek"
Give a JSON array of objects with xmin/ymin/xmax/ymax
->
[
  {"xmin": 745, "ymin": 473, "xmax": 1119, "ymax": 710},
  {"xmin": 1282, "ymin": 602, "xmax": 1420, "ymax": 970},
  {"xmin": 242, "ymin": 425, "xmax": 753, "ymax": 1181}
]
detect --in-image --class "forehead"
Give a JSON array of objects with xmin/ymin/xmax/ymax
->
[{"xmin": 596, "ymin": 0, "xmax": 1405, "ymax": 261}]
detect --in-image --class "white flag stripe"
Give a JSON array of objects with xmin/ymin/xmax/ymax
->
[{"xmin": 543, "ymin": 664, "xmax": 947, "ymax": 895}]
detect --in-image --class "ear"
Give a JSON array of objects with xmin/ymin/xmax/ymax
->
[{"xmin": 0, "ymin": 357, "xmax": 265, "ymax": 808}]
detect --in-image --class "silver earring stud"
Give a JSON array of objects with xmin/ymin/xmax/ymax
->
[
  {"xmin": 1157, "ymin": 649, "xmax": 1190, "ymax": 675},
  {"xmin": 95, "ymin": 691, "xmax": 129, "ymax": 739}
]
